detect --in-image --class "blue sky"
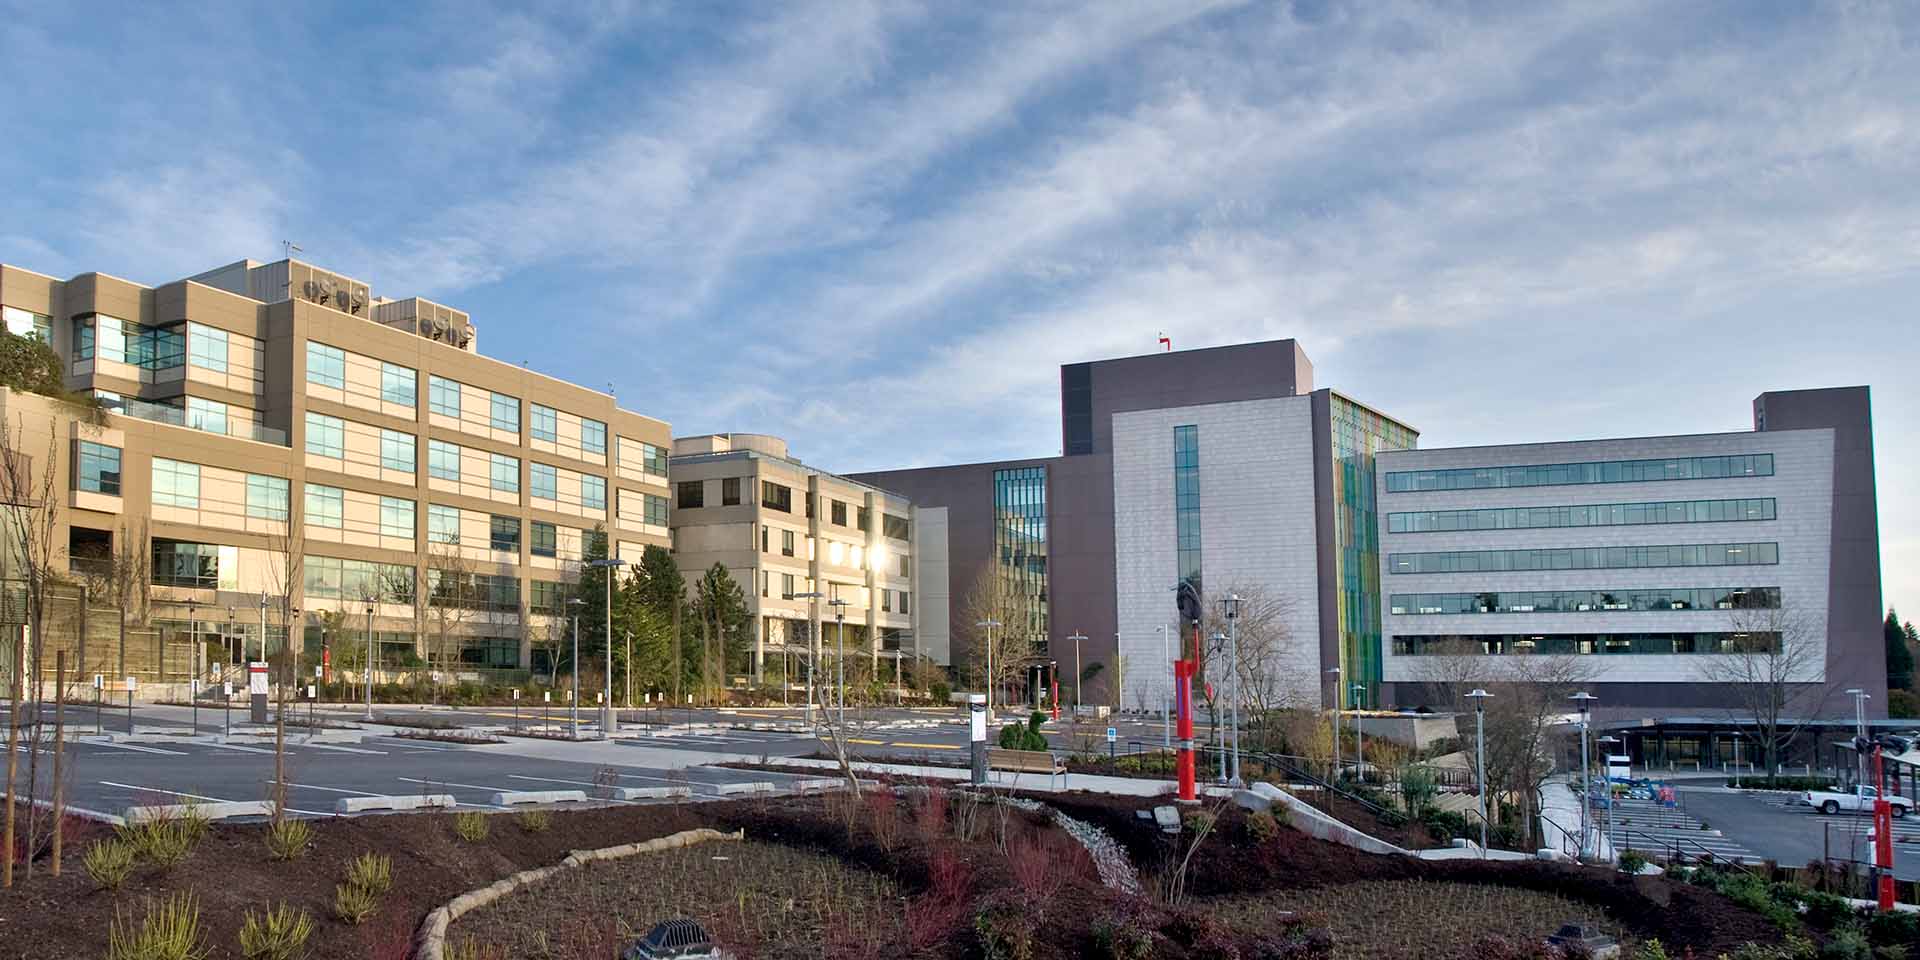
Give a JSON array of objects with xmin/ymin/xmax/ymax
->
[{"xmin": 3, "ymin": 1, "xmax": 1916, "ymax": 620}]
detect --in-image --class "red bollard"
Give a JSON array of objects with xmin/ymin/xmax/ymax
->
[
  {"xmin": 1876, "ymin": 745, "xmax": 1896, "ymax": 911},
  {"xmin": 1175, "ymin": 624, "xmax": 1198, "ymax": 802}
]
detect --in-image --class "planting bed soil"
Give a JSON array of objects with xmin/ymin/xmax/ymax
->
[{"xmin": 1208, "ymin": 879, "xmax": 1626, "ymax": 959}]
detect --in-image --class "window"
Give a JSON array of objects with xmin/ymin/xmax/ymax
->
[
  {"xmin": 427, "ymin": 504, "xmax": 461, "ymax": 544},
  {"xmin": 428, "ymin": 440, "xmax": 461, "ymax": 481},
  {"xmin": 1392, "ymin": 632, "xmax": 1783, "ymax": 657},
  {"xmin": 490, "ymin": 515, "xmax": 520, "ymax": 553},
  {"xmin": 761, "ymin": 481, "xmax": 792, "ymax": 513},
  {"xmin": 531, "ymin": 521, "xmax": 558, "ymax": 558},
  {"xmin": 858, "ymin": 507, "xmax": 870, "ymax": 532},
  {"xmin": 304, "ymin": 412, "xmax": 345, "ymax": 459},
  {"xmin": 183, "ymin": 324, "xmax": 229, "ymax": 373},
  {"xmin": 73, "ymin": 316, "xmax": 95, "ymax": 360},
  {"xmin": 581, "ymin": 418, "xmax": 607, "ymax": 455},
  {"xmin": 152, "ymin": 540, "xmax": 220, "ymax": 588},
  {"xmin": 678, "ymin": 481, "xmax": 704, "ymax": 509},
  {"xmin": 761, "ymin": 526, "xmax": 769, "ymax": 552},
  {"xmin": 530, "ymin": 403, "xmax": 558, "ymax": 442},
  {"xmin": 181, "ymin": 397, "xmax": 226, "ymax": 436},
  {"xmin": 530, "ymin": 580, "xmax": 567, "ymax": 614},
  {"xmin": 304, "ymin": 557, "xmax": 413, "ymax": 602},
  {"xmin": 304, "ymin": 341, "xmax": 343, "ymax": 387},
  {"xmin": 581, "ymin": 475, "xmax": 607, "ymax": 510},
  {"xmin": 782, "ymin": 573, "xmax": 796, "ymax": 599},
  {"xmin": 381, "ymin": 362, "xmax": 416, "ymax": 405},
  {"xmin": 530, "ymin": 462, "xmax": 557, "ymax": 499},
  {"xmin": 245, "ymin": 475, "xmax": 289, "ymax": 521},
  {"xmin": 380, "ymin": 429, "xmax": 415, "ymax": 471},
  {"xmin": 1386, "ymin": 498, "xmax": 1779, "ymax": 534},
  {"xmin": 76, "ymin": 441, "xmax": 122, "ymax": 495},
  {"xmin": 304, "ymin": 483, "xmax": 344, "ymax": 528},
  {"xmin": 640, "ymin": 442, "xmax": 667, "ymax": 475},
  {"xmin": 429, "ymin": 375, "xmax": 461, "ymax": 417},
  {"xmin": 781, "ymin": 529, "xmax": 796, "ymax": 557},
  {"xmin": 379, "ymin": 496, "xmax": 415, "ymax": 538},
  {"xmin": 1173, "ymin": 426, "xmax": 1201, "ymax": 593},
  {"xmin": 152, "ymin": 458, "xmax": 200, "ymax": 508},
  {"xmin": 722, "ymin": 477, "xmax": 741, "ymax": 505},
  {"xmin": 490, "ymin": 393, "xmax": 520, "ymax": 432},
  {"xmin": 1388, "ymin": 586, "xmax": 1782, "ymax": 616},
  {"xmin": 77, "ymin": 314, "xmax": 137, "ymax": 364},
  {"xmin": 3, "ymin": 306, "xmax": 50, "ymax": 340},
  {"xmin": 1387, "ymin": 541, "xmax": 1784, "ymax": 575},
  {"xmin": 899, "ymin": 591, "xmax": 910, "ymax": 615},
  {"xmin": 883, "ymin": 514, "xmax": 911, "ymax": 541},
  {"xmin": 489, "ymin": 453, "xmax": 520, "ymax": 493},
  {"xmin": 831, "ymin": 500, "xmax": 847, "ymax": 526},
  {"xmin": 1385, "ymin": 454, "xmax": 1777, "ymax": 493},
  {"xmin": 881, "ymin": 590, "xmax": 892, "ymax": 613},
  {"xmin": 136, "ymin": 325, "xmax": 185, "ymax": 370},
  {"xmin": 899, "ymin": 554, "xmax": 910, "ymax": 577},
  {"xmin": 644, "ymin": 493, "xmax": 669, "ymax": 526}
]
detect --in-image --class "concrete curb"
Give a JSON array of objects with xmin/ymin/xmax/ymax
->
[
  {"xmin": 615, "ymin": 786, "xmax": 692, "ymax": 801},
  {"xmin": 487, "ymin": 790, "xmax": 589, "ymax": 806},
  {"xmin": 792, "ymin": 778, "xmax": 850, "ymax": 793},
  {"xmin": 334, "ymin": 794, "xmax": 457, "ymax": 814},
  {"xmin": 414, "ymin": 827, "xmax": 744, "ymax": 960},
  {"xmin": 712, "ymin": 781, "xmax": 777, "ymax": 796},
  {"xmin": 125, "ymin": 801, "xmax": 273, "ymax": 823}
]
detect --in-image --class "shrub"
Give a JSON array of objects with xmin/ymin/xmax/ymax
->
[
  {"xmin": 264, "ymin": 819, "xmax": 312, "ymax": 861},
  {"xmin": 973, "ymin": 894, "xmax": 1036, "ymax": 960},
  {"xmin": 1246, "ymin": 810, "xmax": 1279, "ymax": 844},
  {"xmin": 108, "ymin": 892, "xmax": 208, "ymax": 960},
  {"xmin": 453, "ymin": 811, "xmax": 489, "ymax": 843},
  {"xmin": 998, "ymin": 716, "xmax": 1048, "ymax": 751},
  {"xmin": 516, "ymin": 809, "xmax": 552, "ymax": 833},
  {"xmin": 84, "ymin": 838, "xmax": 137, "ymax": 890},
  {"xmin": 1091, "ymin": 913, "xmax": 1157, "ymax": 960},
  {"xmin": 1821, "ymin": 924, "xmax": 1872, "ymax": 960},
  {"xmin": 1398, "ymin": 766, "xmax": 1437, "ymax": 817},
  {"xmin": 116, "ymin": 813, "xmax": 198, "ymax": 867},
  {"xmin": 1617, "ymin": 848, "xmax": 1648, "ymax": 874},
  {"xmin": 1634, "ymin": 940, "xmax": 1672, "ymax": 960},
  {"xmin": 1800, "ymin": 891, "xmax": 1853, "ymax": 930},
  {"xmin": 930, "ymin": 681, "xmax": 952, "ymax": 702},
  {"xmin": 237, "ymin": 902, "xmax": 314, "ymax": 960},
  {"xmin": 1868, "ymin": 910, "xmax": 1920, "ymax": 948},
  {"xmin": 346, "ymin": 853, "xmax": 393, "ymax": 897},
  {"xmin": 334, "ymin": 882, "xmax": 379, "ymax": 925},
  {"xmin": 1727, "ymin": 776, "xmax": 1838, "ymax": 792}
]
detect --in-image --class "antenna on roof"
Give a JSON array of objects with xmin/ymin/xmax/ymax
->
[{"xmin": 282, "ymin": 240, "xmax": 303, "ymax": 261}]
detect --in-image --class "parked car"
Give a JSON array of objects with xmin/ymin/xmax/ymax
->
[{"xmin": 1803, "ymin": 784, "xmax": 1912, "ymax": 817}]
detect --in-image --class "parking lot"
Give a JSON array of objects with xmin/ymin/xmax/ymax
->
[{"xmin": 1637, "ymin": 787, "xmax": 1920, "ymax": 881}]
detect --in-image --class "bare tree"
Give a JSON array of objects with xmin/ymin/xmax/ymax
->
[
  {"xmin": 424, "ymin": 540, "xmax": 481, "ymax": 702},
  {"xmin": 1192, "ymin": 584, "xmax": 1305, "ymax": 752},
  {"xmin": 957, "ymin": 562, "xmax": 1036, "ymax": 709},
  {"xmin": 76, "ymin": 517, "xmax": 150, "ymax": 693},
  {"xmin": 259, "ymin": 530, "xmax": 305, "ymax": 824},
  {"xmin": 1697, "ymin": 604, "xmax": 1832, "ymax": 778},
  {"xmin": 0, "ymin": 415, "xmax": 61, "ymax": 882}
]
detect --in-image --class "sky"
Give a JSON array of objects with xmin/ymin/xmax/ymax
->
[{"xmin": 1, "ymin": 1, "xmax": 1915, "ymax": 620}]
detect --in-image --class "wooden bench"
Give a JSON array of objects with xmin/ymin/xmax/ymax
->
[{"xmin": 986, "ymin": 748, "xmax": 1068, "ymax": 789}]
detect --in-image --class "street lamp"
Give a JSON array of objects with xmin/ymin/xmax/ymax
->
[
  {"xmin": 588, "ymin": 557, "xmax": 624, "ymax": 738},
  {"xmin": 1466, "ymin": 688, "xmax": 1491, "ymax": 857},
  {"xmin": 1326, "ymin": 665, "xmax": 1343, "ymax": 781},
  {"xmin": 1597, "ymin": 734, "xmax": 1622, "ymax": 864},
  {"xmin": 1350, "ymin": 682, "xmax": 1366, "ymax": 783},
  {"xmin": 828, "ymin": 597, "xmax": 850, "ymax": 725},
  {"xmin": 1570, "ymin": 691, "xmax": 1597, "ymax": 861},
  {"xmin": 567, "ymin": 597, "xmax": 586, "ymax": 734},
  {"xmin": 364, "ymin": 603, "xmax": 375, "ymax": 721},
  {"xmin": 1157, "ymin": 624, "xmax": 1171, "ymax": 747},
  {"xmin": 792, "ymin": 591, "xmax": 825, "ymax": 725},
  {"xmin": 1222, "ymin": 594, "xmax": 1243, "ymax": 786},
  {"xmin": 1067, "ymin": 631, "xmax": 1088, "ymax": 716},
  {"xmin": 974, "ymin": 619, "xmax": 1002, "ymax": 717},
  {"xmin": 1210, "ymin": 632, "xmax": 1229, "ymax": 783}
]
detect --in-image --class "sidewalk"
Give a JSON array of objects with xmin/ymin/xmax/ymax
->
[{"xmin": 1541, "ymin": 778, "xmax": 1613, "ymax": 862}]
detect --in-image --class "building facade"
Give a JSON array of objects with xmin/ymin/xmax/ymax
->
[
  {"xmin": 1376, "ymin": 385, "xmax": 1882, "ymax": 716},
  {"xmin": 0, "ymin": 256, "xmax": 673, "ymax": 679},
  {"xmin": 667, "ymin": 434, "xmax": 932, "ymax": 685}
]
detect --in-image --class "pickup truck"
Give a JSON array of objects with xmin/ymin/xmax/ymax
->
[{"xmin": 1803, "ymin": 784, "xmax": 1913, "ymax": 817}]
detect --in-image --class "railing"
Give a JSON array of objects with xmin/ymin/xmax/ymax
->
[
  {"xmin": 1615, "ymin": 826, "xmax": 1754, "ymax": 875},
  {"xmin": 103, "ymin": 396, "xmax": 289, "ymax": 446}
]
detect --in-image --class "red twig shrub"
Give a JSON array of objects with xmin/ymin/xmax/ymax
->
[
  {"xmin": 864, "ymin": 787, "xmax": 900, "ymax": 851},
  {"xmin": 918, "ymin": 784, "xmax": 948, "ymax": 838},
  {"xmin": 906, "ymin": 847, "xmax": 975, "ymax": 950}
]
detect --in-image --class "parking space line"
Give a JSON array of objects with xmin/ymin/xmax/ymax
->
[
  {"xmin": 88, "ymin": 741, "xmax": 191, "ymax": 756},
  {"xmin": 394, "ymin": 776, "xmax": 511, "ymax": 809},
  {"xmin": 206, "ymin": 742, "xmax": 279, "ymax": 755},
  {"xmin": 270, "ymin": 780, "xmax": 383, "ymax": 796},
  {"xmin": 300, "ymin": 743, "xmax": 386, "ymax": 755}
]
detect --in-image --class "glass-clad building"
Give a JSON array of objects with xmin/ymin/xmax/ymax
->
[{"xmin": 1328, "ymin": 393, "xmax": 1417, "ymax": 707}]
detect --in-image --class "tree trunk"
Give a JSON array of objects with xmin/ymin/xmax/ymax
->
[
  {"xmin": 3, "ymin": 627, "xmax": 21, "ymax": 888},
  {"xmin": 23, "ymin": 591, "xmax": 44, "ymax": 879},
  {"xmin": 671, "ymin": 605, "xmax": 681, "ymax": 706},
  {"xmin": 50, "ymin": 650, "xmax": 66, "ymax": 876}
]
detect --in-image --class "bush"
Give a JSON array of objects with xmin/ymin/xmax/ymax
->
[
  {"xmin": 1246, "ymin": 810, "xmax": 1280, "ymax": 844},
  {"xmin": 453, "ymin": 811, "xmax": 489, "ymax": 843},
  {"xmin": 1399, "ymin": 766, "xmax": 1437, "ymax": 817},
  {"xmin": 998, "ymin": 715, "xmax": 1048, "ymax": 751},
  {"xmin": 1727, "ymin": 776, "xmax": 1839, "ymax": 792},
  {"xmin": 1091, "ymin": 913, "xmax": 1157, "ymax": 960},
  {"xmin": 108, "ymin": 892, "xmax": 208, "ymax": 960},
  {"xmin": 516, "ymin": 809, "xmax": 552, "ymax": 833},
  {"xmin": 1867, "ymin": 910, "xmax": 1920, "ymax": 948},
  {"xmin": 1634, "ymin": 940, "xmax": 1672, "ymax": 960},
  {"xmin": 1800, "ymin": 890, "xmax": 1853, "ymax": 930},
  {"xmin": 237, "ymin": 902, "xmax": 314, "ymax": 960},
  {"xmin": 1617, "ymin": 848, "xmax": 1648, "ymax": 874},
  {"xmin": 333, "ymin": 882, "xmax": 379, "ymax": 925},
  {"xmin": 116, "ymin": 813, "xmax": 199, "ymax": 867},
  {"xmin": 264, "ymin": 819, "xmax": 312, "ymax": 861},
  {"xmin": 347, "ymin": 853, "xmax": 393, "ymax": 897},
  {"xmin": 1821, "ymin": 924, "xmax": 1872, "ymax": 960},
  {"xmin": 973, "ymin": 894, "xmax": 1036, "ymax": 960},
  {"xmin": 930, "ymin": 681, "xmax": 952, "ymax": 703},
  {"xmin": 85, "ymin": 838, "xmax": 137, "ymax": 890}
]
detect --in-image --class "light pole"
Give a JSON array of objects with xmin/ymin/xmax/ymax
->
[
  {"xmin": 1210, "ymin": 632, "xmax": 1229, "ymax": 782},
  {"xmin": 1326, "ymin": 665, "xmax": 1343, "ymax": 782},
  {"xmin": 1848, "ymin": 688, "xmax": 1870, "ymax": 784},
  {"xmin": 1158, "ymin": 624, "xmax": 1171, "ymax": 747},
  {"xmin": 1350, "ymin": 682, "xmax": 1366, "ymax": 783},
  {"xmin": 1570, "ymin": 691, "xmax": 1596, "ymax": 860},
  {"xmin": 1068, "ymin": 631, "xmax": 1088, "ymax": 716},
  {"xmin": 1598, "ymin": 734, "xmax": 1621, "ymax": 864},
  {"xmin": 829, "ymin": 598, "xmax": 849, "ymax": 725},
  {"xmin": 363, "ymin": 603, "xmax": 375, "ymax": 721},
  {"xmin": 568, "ymin": 597, "xmax": 586, "ymax": 735},
  {"xmin": 588, "ymin": 557, "xmax": 623, "ymax": 738},
  {"xmin": 1223, "ymin": 595, "xmax": 1242, "ymax": 786},
  {"xmin": 187, "ymin": 603, "xmax": 198, "ymax": 681},
  {"xmin": 257, "ymin": 594, "xmax": 268, "ymax": 663},
  {"xmin": 791, "ymin": 591, "xmax": 825, "ymax": 725},
  {"xmin": 974, "ymin": 619, "xmax": 1001, "ymax": 718},
  {"xmin": 1466, "ymin": 688, "xmax": 1491, "ymax": 857}
]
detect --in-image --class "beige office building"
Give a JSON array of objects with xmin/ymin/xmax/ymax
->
[
  {"xmin": 668, "ymin": 434, "xmax": 947, "ymax": 686},
  {"xmin": 0, "ymin": 256, "xmax": 672, "ymax": 680}
]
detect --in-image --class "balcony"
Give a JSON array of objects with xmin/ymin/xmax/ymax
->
[{"xmin": 103, "ymin": 396, "xmax": 288, "ymax": 446}]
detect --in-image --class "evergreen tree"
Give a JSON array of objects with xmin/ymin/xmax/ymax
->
[
  {"xmin": 1888, "ymin": 608, "xmax": 1914, "ymax": 692},
  {"xmin": 631, "ymin": 545, "xmax": 689, "ymax": 701},
  {"xmin": 692, "ymin": 564, "xmax": 751, "ymax": 702}
]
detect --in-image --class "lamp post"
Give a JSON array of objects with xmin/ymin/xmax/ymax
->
[
  {"xmin": 257, "ymin": 594, "xmax": 268, "ymax": 663},
  {"xmin": 1210, "ymin": 632, "xmax": 1229, "ymax": 783},
  {"xmin": 1351, "ymin": 682, "xmax": 1366, "ymax": 784},
  {"xmin": 1326, "ymin": 665, "xmax": 1343, "ymax": 782},
  {"xmin": 1222, "ymin": 594, "xmax": 1243, "ymax": 786},
  {"xmin": 791, "ymin": 591, "xmax": 825, "ymax": 725},
  {"xmin": 1466, "ymin": 688, "xmax": 1491, "ymax": 857},
  {"xmin": 1598, "ymin": 734, "xmax": 1621, "ymax": 864},
  {"xmin": 187, "ymin": 603, "xmax": 198, "ymax": 681},
  {"xmin": 974, "ymin": 619, "xmax": 1001, "ymax": 718},
  {"xmin": 829, "ymin": 598, "xmax": 849, "ymax": 725},
  {"xmin": 1158, "ymin": 624, "xmax": 1171, "ymax": 747},
  {"xmin": 588, "ymin": 557, "xmax": 624, "ymax": 738},
  {"xmin": 567, "ymin": 597, "xmax": 586, "ymax": 735},
  {"xmin": 1068, "ymin": 631, "xmax": 1088, "ymax": 717},
  {"xmin": 364, "ymin": 603, "xmax": 375, "ymax": 721},
  {"xmin": 1570, "ymin": 691, "xmax": 1597, "ymax": 860}
]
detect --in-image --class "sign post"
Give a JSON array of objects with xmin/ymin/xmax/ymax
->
[
  {"xmin": 248, "ymin": 661, "xmax": 270, "ymax": 724},
  {"xmin": 223, "ymin": 682, "xmax": 233, "ymax": 737},
  {"xmin": 124, "ymin": 676, "xmax": 138, "ymax": 736},
  {"xmin": 1107, "ymin": 725, "xmax": 1118, "ymax": 759},
  {"xmin": 93, "ymin": 674, "xmax": 104, "ymax": 735},
  {"xmin": 190, "ymin": 679, "xmax": 200, "ymax": 735},
  {"xmin": 969, "ymin": 694, "xmax": 988, "ymax": 786}
]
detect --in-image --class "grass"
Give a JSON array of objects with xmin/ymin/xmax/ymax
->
[
  {"xmin": 1206, "ymin": 879, "xmax": 1626, "ymax": 960},
  {"xmin": 115, "ymin": 808, "xmax": 204, "ymax": 868},
  {"xmin": 84, "ymin": 838, "xmax": 137, "ymax": 890},
  {"xmin": 516, "ymin": 809, "xmax": 552, "ymax": 833},
  {"xmin": 264, "ymin": 819, "xmax": 312, "ymax": 861},
  {"xmin": 107, "ymin": 892, "xmax": 208, "ymax": 960},
  {"xmin": 237, "ymin": 903, "xmax": 314, "ymax": 960},
  {"xmin": 453, "ymin": 811, "xmax": 489, "ymax": 843},
  {"xmin": 346, "ymin": 852, "xmax": 393, "ymax": 897},
  {"xmin": 333, "ymin": 882, "xmax": 379, "ymax": 925}
]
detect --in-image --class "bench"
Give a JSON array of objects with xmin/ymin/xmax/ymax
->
[{"xmin": 986, "ymin": 748, "xmax": 1068, "ymax": 789}]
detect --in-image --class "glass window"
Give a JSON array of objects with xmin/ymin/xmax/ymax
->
[
  {"xmin": 761, "ymin": 481, "xmax": 792, "ymax": 513},
  {"xmin": 1387, "ymin": 498, "xmax": 1778, "ymax": 534},
  {"xmin": 1389, "ymin": 541, "xmax": 1785, "ymax": 575},
  {"xmin": 530, "ymin": 579, "xmax": 567, "ymax": 614},
  {"xmin": 304, "ymin": 341, "xmax": 346, "ymax": 388},
  {"xmin": 531, "ymin": 521, "xmax": 558, "ymax": 558},
  {"xmin": 3, "ymin": 306, "xmax": 50, "ymax": 340},
  {"xmin": 677, "ymin": 481, "xmax": 704, "ymax": 509},
  {"xmin": 380, "ymin": 429, "xmax": 415, "ymax": 471},
  {"xmin": 379, "ymin": 496, "xmax": 415, "ymax": 538},
  {"xmin": 186, "ymin": 397, "xmax": 228, "ymax": 436},
  {"xmin": 721, "ymin": 477, "xmax": 741, "ymax": 506},
  {"xmin": 831, "ymin": 500, "xmax": 846, "ymax": 526},
  {"xmin": 136, "ymin": 325, "xmax": 184, "ymax": 371},
  {"xmin": 530, "ymin": 403, "xmax": 558, "ymax": 442},
  {"xmin": 1385, "ymin": 453, "xmax": 1777, "ymax": 493},
  {"xmin": 581, "ymin": 475, "xmax": 606, "ymax": 510},
  {"xmin": 73, "ymin": 316, "xmax": 95, "ymax": 360},
  {"xmin": 152, "ymin": 539, "xmax": 219, "ymax": 588},
  {"xmin": 530, "ymin": 462, "xmax": 558, "ymax": 500},
  {"xmin": 304, "ymin": 412, "xmax": 345, "ymax": 459},
  {"xmin": 381, "ymin": 362, "xmax": 416, "ymax": 405},
  {"xmin": 641, "ymin": 442, "xmax": 667, "ymax": 475},
  {"xmin": 427, "ymin": 504, "xmax": 461, "ymax": 544},
  {"xmin": 490, "ymin": 393, "xmax": 519, "ymax": 433},
  {"xmin": 190, "ymin": 325, "xmax": 231, "ymax": 373},
  {"xmin": 429, "ymin": 375, "xmax": 461, "ymax": 417},
  {"xmin": 151, "ymin": 458, "xmax": 200, "ymax": 508},
  {"xmin": 245, "ymin": 475, "xmax": 289, "ymax": 521},
  {"xmin": 644, "ymin": 493, "xmax": 669, "ymax": 526},
  {"xmin": 883, "ymin": 514, "xmax": 911, "ymax": 541},
  {"xmin": 304, "ymin": 483, "xmax": 343, "ymax": 528},
  {"xmin": 581, "ymin": 418, "xmax": 607, "ymax": 455},
  {"xmin": 782, "ymin": 529, "xmax": 796, "ymax": 557},
  {"xmin": 89, "ymin": 315, "xmax": 132, "ymax": 363},
  {"xmin": 490, "ymin": 453, "xmax": 520, "ymax": 493},
  {"xmin": 490, "ymin": 515, "xmax": 520, "ymax": 553},
  {"xmin": 76, "ymin": 441, "xmax": 122, "ymax": 495},
  {"xmin": 428, "ymin": 439, "xmax": 461, "ymax": 481}
]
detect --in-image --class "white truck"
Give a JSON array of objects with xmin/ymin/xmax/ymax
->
[{"xmin": 1803, "ymin": 784, "xmax": 1912, "ymax": 817}]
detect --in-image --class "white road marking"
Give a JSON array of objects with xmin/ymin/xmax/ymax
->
[
  {"xmin": 269, "ymin": 780, "xmax": 384, "ymax": 796},
  {"xmin": 394, "ymin": 776, "xmax": 511, "ymax": 809},
  {"xmin": 299, "ymin": 743, "xmax": 386, "ymax": 755},
  {"xmin": 86, "ymin": 741, "xmax": 190, "ymax": 756},
  {"xmin": 97, "ymin": 781, "xmax": 330, "ymax": 817},
  {"xmin": 205, "ymin": 742, "xmax": 279, "ymax": 755}
]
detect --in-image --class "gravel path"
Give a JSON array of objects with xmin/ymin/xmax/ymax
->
[{"xmin": 995, "ymin": 794, "xmax": 1143, "ymax": 895}]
